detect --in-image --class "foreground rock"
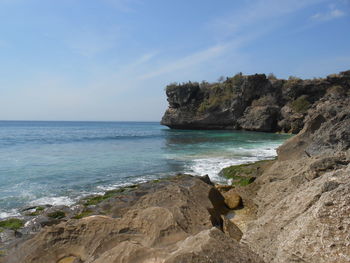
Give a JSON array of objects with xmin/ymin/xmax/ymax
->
[
  {"xmin": 1, "ymin": 175, "xmax": 263, "ymax": 263},
  {"xmin": 240, "ymin": 94, "xmax": 350, "ymax": 262},
  {"xmin": 161, "ymin": 70, "xmax": 350, "ymax": 133}
]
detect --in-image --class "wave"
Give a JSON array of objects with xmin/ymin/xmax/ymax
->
[
  {"xmin": 29, "ymin": 196, "xmax": 76, "ymax": 207},
  {"xmin": 0, "ymin": 209, "xmax": 21, "ymax": 219},
  {"xmin": 185, "ymin": 143, "xmax": 280, "ymax": 182}
]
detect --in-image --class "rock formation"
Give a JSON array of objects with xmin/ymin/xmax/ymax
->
[
  {"xmin": 1, "ymin": 175, "xmax": 264, "ymax": 263},
  {"xmin": 235, "ymin": 91, "xmax": 350, "ymax": 262},
  {"xmin": 161, "ymin": 70, "xmax": 350, "ymax": 133}
]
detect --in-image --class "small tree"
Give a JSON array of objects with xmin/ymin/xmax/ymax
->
[
  {"xmin": 268, "ymin": 73, "xmax": 277, "ymax": 80},
  {"xmin": 217, "ymin": 76, "xmax": 225, "ymax": 83}
]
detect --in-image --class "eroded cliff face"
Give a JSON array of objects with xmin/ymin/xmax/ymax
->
[
  {"xmin": 161, "ymin": 70, "xmax": 350, "ymax": 133},
  {"xmin": 232, "ymin": 93, "xmax": 350, "ymax": 262}
]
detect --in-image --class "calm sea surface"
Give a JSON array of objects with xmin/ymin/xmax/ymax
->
[{"xmin": 0, "ymin": 121, "xmax": 291, "ymax": 218}]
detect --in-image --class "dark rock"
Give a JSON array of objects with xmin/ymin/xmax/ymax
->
[
  {"xmin": 238, "ymin": 105, "xmax": 280, "ymax": 132},
  {"xmin": 199, "ymin": 174, "xmax": 213, "ymax": 185},
  {"xmin": 161, "ymin": 70, "xmax": 349, "ymax": 133},
  {"xmin": 0, "ymin": 229, "xmax": 16, "ymax": 244}
]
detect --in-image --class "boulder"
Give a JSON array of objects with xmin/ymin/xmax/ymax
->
[{"xmin": 223, "ymin": 189, "xmax": 242, "ymax": 209}]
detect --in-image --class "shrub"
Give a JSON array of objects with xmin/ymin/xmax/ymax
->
[
  {"xmin": 217, "ymin": 76, "xmax": 225, "ymax": 82},
  {"xmin": 267, "ymin": 73, "xmax": 277, "ymax": 80},
  {"xmin": 326, "ymin": 85, "xmax": 346, "ymax": 96},
  {"xmin": 199, "ymin": 80, "xmax": 210, "ymax": 89},
  {"xmin": 165, "ymin": 81, "xmax": 200, "ymax": 93},
  {"xmin": 224, "ymin": 72, "xmax": 244, "ymax": 92},
  {"xmin": 291, "ymin": 95, "xmax": 310, "ymax": 113},
  {"xmin": 251, "ymin": 95, "xmax": 276, "ymax": 107},
  {"xmin": 288, "ymin": 76, "xmax": 301, "ymax": 81}
]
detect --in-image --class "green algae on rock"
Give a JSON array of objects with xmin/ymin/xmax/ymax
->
[
  {"xmin": 83, "ymin": 185, "xmax": 139, "ymax": 206},
  {"xmin": 47, "ymin": 211, "xmax": 66, "ymax": 219},
  {"xmin": 219, "ymin": 160, "xmax": 274, "ymax": 186},
  {"xmin": 0, "ymin": 218, "xmax": 24, "ymax": 231}
]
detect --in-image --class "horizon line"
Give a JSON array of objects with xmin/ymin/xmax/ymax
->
[{"xmin": 0, "ymin": 120, "xmax": 161, "ymax": 123}]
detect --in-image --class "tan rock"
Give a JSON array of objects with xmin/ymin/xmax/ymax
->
[
  {"xmin": 3, "ymin": 175, "xmax": 262, "ymax": 263},
  {"xmin": 223, "ymin": 189, "xmax": 241, "ymax": 209},
  {"xmin": 215, "ymin": 184, "xmax": 233, "ymax": 193},
  {"xmin": 57, "ymin": 256, "xmax": 80, "ymax": 263}
]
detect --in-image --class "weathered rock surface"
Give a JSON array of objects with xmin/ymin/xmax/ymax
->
[
  {"xmin": 240, "ymin": 94, "xmax": 350, "ymax": 262},
  {"xmin": 1, "ymin": 175, "xmax": 263, "ymax": 263},
  {"xmin": 161, "ymin": 70, "xmax": 350, "ymax": 133}
]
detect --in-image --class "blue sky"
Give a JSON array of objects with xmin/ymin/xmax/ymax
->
[{"xmin": 0, "ymin": 0, "xmax": 349, "ymax": 121}]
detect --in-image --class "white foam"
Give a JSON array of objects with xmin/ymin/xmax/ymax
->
[
  {"xmin": 227, "ymin": 145, "xmax": 279, "ymax": 158},
  {"xmin": 185, "ymin": 143, "xmax": 280, "ymax": 182},
  {"xmin": 29, "ymin": 196, "xmax": 75, "ymax": 207},
  {"xmin": 185, "ymin": 157, "xmax": 254, "ymax": 182},
  {"xmin": 0, "ymin": 209, "xmax": 21, "ymax": 219},
  {"xmin": 96, "ymin": 176, "xmax": 152, "ymax": 191}
]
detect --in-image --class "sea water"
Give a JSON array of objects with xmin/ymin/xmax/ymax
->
[{"xmin": 0, "ymin": 121, "xmax": 291, "ymax": 218}]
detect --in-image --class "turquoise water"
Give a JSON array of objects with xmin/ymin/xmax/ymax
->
[{"xmin": 0, "ymin": 121, "xmax": 291, "ymax": 218}]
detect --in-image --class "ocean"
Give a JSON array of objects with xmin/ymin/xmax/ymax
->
[{"xmin": 0, "ymin": 121, "xmax": 291, "ymax": 219}]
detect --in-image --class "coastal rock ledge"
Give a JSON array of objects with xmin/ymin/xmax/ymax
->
[
  {"xmin": 1, "ymin": 175, "xmax": 263, "ymax": 263},
  {"xmin": 161, "ymin": 70, "xmax": 350, "ymax": 133}
]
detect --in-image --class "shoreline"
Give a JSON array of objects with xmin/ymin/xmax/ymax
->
[
  {"xmin": 0, "ymin": 131, "xmax": 288, "ymax": 221},
  {"xmin": 0, "ymin": 121, "xmax": 289, "ymax": 220},
  {"xmin": 0, "ymin": 155, "xmax": 275, "ymax": 243}
]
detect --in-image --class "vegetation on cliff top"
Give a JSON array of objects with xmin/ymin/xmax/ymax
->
[
  {"xmin": 197, "ymin": 73, "xmax": 245, "ymax": 113},
  {"xmin": 291, "ymin": 95, "xmax": 310, "ymax": 113}
]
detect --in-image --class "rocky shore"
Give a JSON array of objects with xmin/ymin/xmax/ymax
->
[
  {"xmin": 1, "ymin": 70, "xmax": 349, "ymax": 263},
  {"xmin": 0, "ymin": 175, "xmax": 264, "ymax": 263}
]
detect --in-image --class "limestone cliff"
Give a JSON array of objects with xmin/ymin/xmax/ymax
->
[
  {"xmin": 220, "ymin": 91, "xmax": 350, "ymax": 262},
  {"xmin": 161, "ymin": 70, "xmax": 350, "ymax": 133}
]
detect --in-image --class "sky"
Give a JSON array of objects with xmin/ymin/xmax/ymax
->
[{"xmin": 0, "ymin": 0, "xmax": 349, "ymax": 121}]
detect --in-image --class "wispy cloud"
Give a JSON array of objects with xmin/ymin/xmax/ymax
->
[
  {"xmin": 63, "ymin": 26, "xmax": 121, "ymax": 57},
  {"xmin": 210, "ymin": 0, "xmax": 327, "ymax": 38},
  {"xmin": 110, "ymin": 51, "xmax": 159, "ymax": 80},
  {"xmin": 311, "ymin": 6, "xmax": 346, "ymax": 21},
  {"xmin": 140, "ymin": 0, "xmax": 327, "ymax": 80},
  {"xmin": 139, "ymin": 44, "xmax": 229, "ymax": 80}
]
